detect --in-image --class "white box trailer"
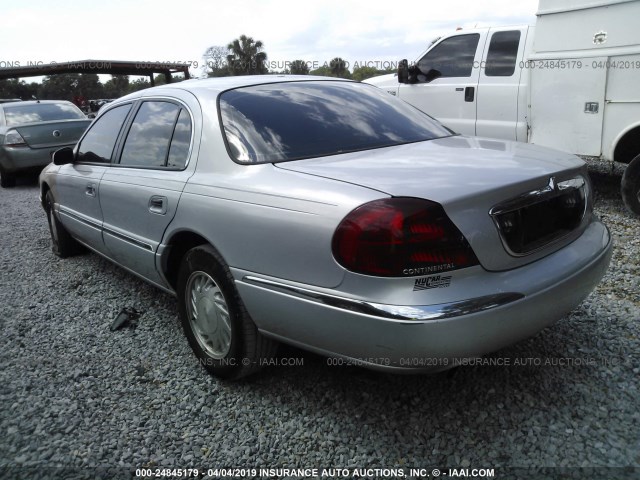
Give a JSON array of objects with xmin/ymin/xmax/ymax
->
[{"xmin": 365, "ymin": 0, "xmax": 640, "ymax": 214}]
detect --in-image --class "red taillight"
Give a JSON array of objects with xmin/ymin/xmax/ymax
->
[{"xmin": 332, "ymin": 198, "xmax": 479, "ymax": 277}]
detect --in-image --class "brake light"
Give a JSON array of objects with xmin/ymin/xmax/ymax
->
[
  {"xmin": 4, "ymin": 130, "xmax": 27, "ymax": 147},
  {"xmin": 332, "ymin": 198, "xmax": 479, "ymax": 277}
]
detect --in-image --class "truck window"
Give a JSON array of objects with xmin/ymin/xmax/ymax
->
[
  {"xmin": 416, "ymin": 34, "xmax": 480, "ymax": 79},
  {"xmin": 485, "ymin": 30, "xmax": 521, "ymax": 77}
]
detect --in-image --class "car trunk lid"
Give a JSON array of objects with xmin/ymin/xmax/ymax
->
[
  {"xmin": 276, "ymin": 136, "xmax": 591, "ymax": 271},
  {"xmin": 13, "ymin": 119, "xmax": 91, "ymax": 149}
]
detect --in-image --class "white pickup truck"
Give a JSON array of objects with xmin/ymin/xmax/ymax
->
[{"xmin": 365, "ymin": 0, "xmax": 640, "ymax": 215}]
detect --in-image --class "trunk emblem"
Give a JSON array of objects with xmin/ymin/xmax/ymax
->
[{"xmin": 52, "ymin": 130, "xmax": 61, "ymax": 137}]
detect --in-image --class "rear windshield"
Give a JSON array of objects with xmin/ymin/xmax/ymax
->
[
  {"xmin": 219, "ymin": 81, "xmax": 453, "ymax": 164},
  {"xmin": 3, "ymin": 102, "xmax": 86, "ymax": 126}
]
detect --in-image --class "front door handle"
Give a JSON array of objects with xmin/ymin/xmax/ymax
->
[
  {"xmin": 464, "ymin": 86, "xmax": 475, "ymax": 102},
  {"xmin": 148, "ymin": 195, "xmax": 168, "ymax": 215},
  {"xmin": 85, "ymin": 183, "xmax": 96, "ymax": 197}
]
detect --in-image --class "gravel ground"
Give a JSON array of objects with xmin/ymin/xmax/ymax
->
[{"xmin": 0, "ymin": 168, "xmax": 638, "ymax": 480}]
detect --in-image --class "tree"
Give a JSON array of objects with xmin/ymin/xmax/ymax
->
[
  {"xmin": 203, "ymin": 45, "xmax": 230, "ymax": 77},
  {"xmin": 0, "ymin": 79, "xmax": 39, "ymax": 100},
  {"xmin": 351, "ymin": 66, "xmax": 381, "ymax": 82},
  {"xmin": 309, "ymin": 65, "xmax": 332, "ymax": 77},
  {"xmin": 40, "ymin": 73, "xmax": 102, "ymax": 102},
  {"xmin": 288, "ymin": 60, "xmax": 310, "ymax": 75},
  {"xmin": 150, "ymin": 74, "xmax": 185, "ymax": 86},
  {"xmin": 103, "ymin": 75, "xmax": 130, "ymax": 98},
  {"xmin": 329, "ymin": 57, "xmax": 351, "ymax": 78},
  {"xmin": 226, "ymin": 35, "xmax": 268, "ymax": 75},
  {"xmin": 129, "ymin": 77, "xmax": 151, "ymax": 93}
]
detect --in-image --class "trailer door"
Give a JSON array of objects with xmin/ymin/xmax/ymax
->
[{"xmin": 529, "ymin": 58, "xmax": 606, "ymax": 156}]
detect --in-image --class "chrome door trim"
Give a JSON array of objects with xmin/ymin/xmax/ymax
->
[{"xmin": 59, "ymin": 206, "xmax": 153, "ymax": 251}]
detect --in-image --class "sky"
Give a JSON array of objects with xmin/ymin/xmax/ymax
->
[{"xmin": 1, "ymin": 0, "xmax": 539, "ymax": 78}]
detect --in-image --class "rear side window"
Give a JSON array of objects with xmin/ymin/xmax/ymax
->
[
  {"xmin": 167, "ymin": 109, "xmax": 192, "ymax": 168},
  {"xmin": 219, "ymin": 81, "xmax": 452, "ymax": 164},
  {"xmin": 485, "ymin": 31, "xmax": 521, "ymax": 77},
  {"xmin": 120, "ymin": 101, "xmax": 191, "ymax": 168},
  {"xmin": 3, "ymin": 102, "xmax": 86, "ymax": 126},
  {"xmin": 77, "ymin": 104, "xmax": 131, "ymax": 163},
  {"xmin": 417, "ymin": 34, "xmax": 480, "ymax": 79}
]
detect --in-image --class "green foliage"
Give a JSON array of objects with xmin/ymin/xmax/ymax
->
[
  {"xmin": 129, "ymin": 77, "xmax": 151, "ymax": 92},
  {"xmin": 40, "ymin": 73, "xmax": 103, "ymax": 101},
  {"xmin": 151, "ymin": 74, "xmax": 185, "ymax": 86},
  {"xmin": 309, "ymin": 65, "xmax": 333, "ymax": 77},
  {"xmin": 103, "ymin": 75, "xmax": 130, "ymax": 98},
  {"xmin": 226, "ymin": 35, "xmax": 268, "ymax": 75},
  {"xmin": 310, "ymin": 59, "xmax": 352, "ymax": 78},
  {"xmin": 329, "ymin": 57, "xmax": 351, "ymax": 79},
  {"xmin": 351, "ymin": 66, "xmax": 382, "ymax": 82},
  {"xmin": 288, "ymin": 60, "xmax": 310, "ymax": 75},
  {"xmin": 0, "ymin": 79, "xmax": 39, "ymax": 100},
  {"xmin": 203, "ymin": 45, "xmax": 231, "ymax": 77}
]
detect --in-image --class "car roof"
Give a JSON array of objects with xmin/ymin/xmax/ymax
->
[{"xmin": 117, "ymin": 75, "xmax": 353, "ymax": 103}]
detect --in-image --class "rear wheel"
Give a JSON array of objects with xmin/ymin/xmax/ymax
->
[
  {"xmin": 44, "ymin": 190, "xmax": 82, "ymax": 257},
  {"xmin": 177, "ymin": 245, "xmax": 277, "ymax": 379},
  {"xmin": 0, "ymin": 168, "xmax": 16, "ymax": 188},
  {"xmin": 621, "ymin": 154, "xmax": 640, "ymax": 216}
]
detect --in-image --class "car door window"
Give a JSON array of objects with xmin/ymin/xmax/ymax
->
[
  {"xmin": 485, "ymin": 30, "xmax": 521, "ymax": 77},
  {"xmin": 417, "ymin": 34, "xmax": 480, "ymax": 80},
  {"xmin": 167, "ymin": 108, "xmax": 192, "ymax": 169},
  {"xmin": 77, "ymin": 104, "xmax": 131, "ymax": 163},
  {"xmin": 120, "ymin": 101, "xmax": 182, "ymax": 168}
]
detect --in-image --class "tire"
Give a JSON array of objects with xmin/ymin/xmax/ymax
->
[
  {"xmin": 0, "ymin": 168, "xmax": 16, "ymax": 188},
  {"xmin": 44, "ymin": 190, "xmax": 82, "ymax": 257},
  {"xmin": 177, "ymin": 245, "xmax": 278, "ymax": 380},
  {"xmin": 621, "ymin": 154, "xmax": 640, "ymax": 216}
]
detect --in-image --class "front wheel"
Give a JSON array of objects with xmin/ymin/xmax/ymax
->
[
  {"xmin": 44, "ymin": 190, "xmax": 82, "ymax": 257},
  {"xmin": 177, "ymin": 245, "xmax": 277, "ymax": 379},
  {"xmin": 621, "ymin": 154, "xmax": 640, "ymax": 216}
]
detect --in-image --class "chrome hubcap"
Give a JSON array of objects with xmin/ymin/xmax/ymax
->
[{"xmin": 185, "ymin": 271, "xmax": 231, "ymax": 359}]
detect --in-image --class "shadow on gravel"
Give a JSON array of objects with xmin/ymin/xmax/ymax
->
[{"xmin": 5, "ymin": 173, "xmax": 40, "ymax": 189}]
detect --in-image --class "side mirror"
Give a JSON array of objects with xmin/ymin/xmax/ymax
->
[
  {"xmin": 398, "ymin": 59, "xmax": 409, "ymax": 84},
  {"xmin": 53, "ymin": 146, "xmax": 75, "ymax": 166}
]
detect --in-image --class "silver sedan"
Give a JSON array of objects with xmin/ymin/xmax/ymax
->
[{"xmin": 39, "ymin": 76, "xmax": 612, "ymax": 379}]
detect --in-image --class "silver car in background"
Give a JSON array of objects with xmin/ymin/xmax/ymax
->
[{"xmin": 39, "ymin": 76, "xmax": 612, "ymax": 379}]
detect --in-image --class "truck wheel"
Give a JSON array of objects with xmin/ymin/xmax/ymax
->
[
  {"xmin": 621, "ymin": 154, "xmax": 640, "ymax": 216},
  {"xmin": 177, "ymin": 244, "xmax": 278, "ymax": 380},
  {"xmin": 45, "ymin": 190, "xmax": 82, "ymax": 257},
  {"xmin": 0, "ymin": 168, "xmax": 16, "ymax": 188}
]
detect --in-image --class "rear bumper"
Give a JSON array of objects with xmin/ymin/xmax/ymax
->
[{"xmin": 234, "ymin": 219, "xmax": 612, "ymax": 371}]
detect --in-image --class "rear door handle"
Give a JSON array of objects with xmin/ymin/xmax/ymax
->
[
  {"xmin": 85, "ymin": 183, "xmax": 96, "ymax": 197},
  {"xmin": 148, "ymin": 195, "xmax": 168, "ymax": 215},
  {"xmin": 464, "ymin": 86, "xmax": 475, "ymax": 102}
]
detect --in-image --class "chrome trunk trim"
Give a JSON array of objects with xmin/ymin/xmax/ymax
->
[{"xmin": 242, "ymin": 275, "xmax": 524, "ymax": 322}]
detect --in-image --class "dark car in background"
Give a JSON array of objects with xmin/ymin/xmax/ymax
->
[{"xmin": 0, "ymin": 100, "xmax": 91, "ymax": 187}]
